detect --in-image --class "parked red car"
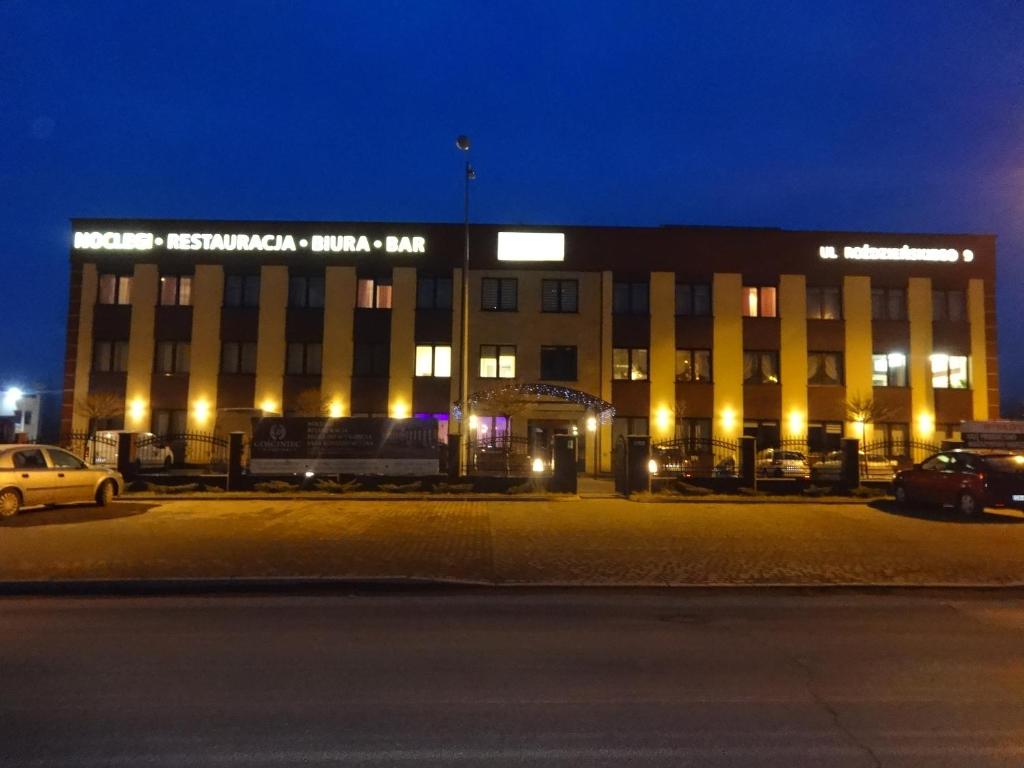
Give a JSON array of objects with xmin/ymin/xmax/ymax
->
[{"xmin": 893, "ymin": 449, "xmax": 1024, "ymax": 516}]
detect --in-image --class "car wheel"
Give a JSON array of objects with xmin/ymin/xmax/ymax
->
[
  {"xmin": 957, "ymin": 491, "xmax": 979, "ymax": 517},
  {"xmin": 894, "ymin": 484, "xmax": 910, "ymax": 508},
  {"xmin": 95, "ymin": 480, "xmax": 116, "ymax": 507},
  {"xmin": 0, "ymin": 488, "xmax": 21, "ymax": 517}
]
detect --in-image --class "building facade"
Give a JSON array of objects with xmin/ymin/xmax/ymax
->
[{"xmin": 61, "ymin": 219, "xmax": 999, "ymax": 472}]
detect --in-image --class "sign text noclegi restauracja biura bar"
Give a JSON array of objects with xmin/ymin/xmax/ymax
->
[{"xmin": 73, "ymin": 231, "xmax": 427, "ymax": 254}]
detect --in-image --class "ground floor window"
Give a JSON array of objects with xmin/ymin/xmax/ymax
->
[
  {"xmin": 472, "ymin": 415, "xmax": 508, "ymax": 445},
  {"xmin": 808, "ymin": 421, "xmax": 843, "ymax": 453},
  {"xmin": 153, "ymin": 409, "xmax": 187, "ymax": 436},
  {"xmin": 744, "ymin": 420, "xmax": 779, "ymax": 449},
  {"xmin": 675, "ymin": 417, "xmax": 711, "ymax": 444},
  {"xmin": 612, "ymin": 417, "xmax": 649, "ymax": 446},
  {"xmin": 874, "ymin": 422, "xmax": 910, "ymax": 458},
  {"xmin": 414, "ymin": 412, "xmax": 449, "ymax": 445}
]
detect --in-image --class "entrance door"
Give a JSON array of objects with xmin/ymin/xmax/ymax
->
[{"xmin": 528, "ymin": 420, "xmax": 572, "ymax": 469}]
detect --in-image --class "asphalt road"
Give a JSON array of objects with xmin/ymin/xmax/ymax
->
[{"xmin": 2, "ymin": 590, "xmax": 1024, "ymax": 767}]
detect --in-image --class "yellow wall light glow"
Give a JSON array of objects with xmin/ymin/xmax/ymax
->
[
  {"xmin": 259, "ymin": 398, "xmax": 278, "ymax": 414},
  {"xmin": 129, "ymin": 397, "xmax": 147, "ymax": 423},
  {"xmin": 720, "ymin": 407, "xmax": 737, "ymax": 433},
  {"xmin": 787, "ymin": 410, "xmax": 805, "ymax": 436},
  {"xmin": 917, "ymin": 412, "xmax": 935, "ymax": 437},
  {"xmin": 328, "ymin": 401, "xmax": 343, "ymax": 418},
  {"xmin": 586, "ymin": 415, "xmax": 598, "ymax": 433},
  {"xmin": 532, "ymin": 457, "xmax": 545, "ymax": 473},
  {"xmin": 193, "ymin": 398, "xmax": 211, "ymax": 425},
  {"xmin": 656, "ymin": 406, "xmax": 672, "ymax": 431},
  {"xmin": 390, "ymin": 401, "xmax": 409, "ymax": 419},
  {"xmin": 468, "ymin": 414, "xmax": 479, "ymax": 429}
]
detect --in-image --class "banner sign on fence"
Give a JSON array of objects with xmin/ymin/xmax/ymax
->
[
  {"xmin": 248, "ymin": 416, "xmax": 439, "ymax": 475},
  {"xmin": 961, "ymin": 420, "xmax": 1024, "ymax": 449}
]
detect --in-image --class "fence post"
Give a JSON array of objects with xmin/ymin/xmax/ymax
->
[
  {"xmin": 117, "ymin": 432, "xmax": 137, "ymax": 482},
  {"xmin": 841, "ymin": 437, "xmax": 860, "ymax": 490},
  {"xmin": 227, "ymin": 432, "xmax": 244, "ymax": 491},
  {"xmin": 739, "ymin": 435, "xmax": 756, "ymax": 489}
]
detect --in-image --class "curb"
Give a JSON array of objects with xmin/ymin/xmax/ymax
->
[
  {"xmin": 119, "ymin": 493, "xmax": 883, "ymax": 504},
  {"xmin": 2, "ymin": 578, "xmax": 1024, "ymax": 597}
]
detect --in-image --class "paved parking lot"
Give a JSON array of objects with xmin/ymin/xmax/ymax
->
[{"xmin": 1, "ymin": 496, "xmax": 1023, "ymax": 585}]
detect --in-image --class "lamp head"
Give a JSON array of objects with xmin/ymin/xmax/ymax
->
[{"xmin": 455, "ymin": 135, "xmax": 470, "ymax": 151}]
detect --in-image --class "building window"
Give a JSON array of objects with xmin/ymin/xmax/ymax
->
[
  {"xmin": 224, "ymin": 274, "xmax": 260, "ymax": 308},
  {"xmin": 612, "ymin": 281, "xmax": 649, "ymax": 315},
  {"xmin": 286, "ymin": 342, "xmax": 322, "ymax": 375},
  {"xmin": 675, "ymin": 417, "xmax": 712, "ymax": 443},
  {"xmin": 807, "ymin": 351, "xmax": 843, "ymax": 385},
  {"xmin": 154, "ymin": 341, "xmax": 190, "ymax": 374},
  {"xmin": 92, "ymin": 340, "xmax": 128, "ymax": 373},
  {"xmin": 613, "ymin": 348, "xmax": 649, "ymax": 381},
  {"xmin": 743, "ymin": 351, "xmax": 779, "ymax": 384},
  {"xmin": 872, "ymin": 352, "xmax": 907, "ymax": 387},
  {"xmin": 808, "ymin": 422, "xmax": 843, "ymax": 453},
  {"xmin": 416, "ymin": 276, "xmax": 453, "ymax": 309},
  {"xmin": 806, "ymin": 287, "xmax": 841, "ymax": 319},
  {"xmin": 612, "ymin": 417, "xmax": 649, "ymax": 447},
  {"xmin": 744, "ymin": 420, "xmax": 780, "ymax": 448},
  {"xmin": 355, "ymin": 277, "xmax": 392, "ymax": 309},
  {"xmin": 540, "ymin": 346, "xmax": 578, "ymax": 381},
  {"xmin": 875, "ymin": 422, "xmax": 910, "ymax": 458},
  {"xmin": 479, "ymin": 345, "xmax": 516, "ymax": 378},
  {"xmin": 289, "ymin": 274, "xmax": 325, "ymax": 308},
  {"xmin": 675, "ymin": 283, "xmax": 711, "ymax": 316},
  {"xmin": 97, "ymin": 274, "xmax": 132, "ymax": 305},
  {"xmin": 871, "ymin": 288, "xmax": 906, "ymax": 320},
  {"xmin": 152, "ymin": 408, "xmax": 187, "ymax": 437},
  {"xmin": 159, "ymin": 275, "xmax": 192, "ymax": 306},
  {"xmin": 742, "ymin": 286, "xmax": 777, "ymax": 318},
  {"xmin": 353, "ymin": 343, "xmax": 389, "ymax": 377},
  {"xmin": 932, "ymin": 289, "xmax": 966, "ymax": 323},
  {"xmin": 471, "ymin": 415, "xmax": 507, "ymax": 445},
  {"xmin": 415, "ymin": 344, "xmax": 452, "ymax": 377},
  {"xmin": 675, "ymin": 349, "xmax": 711, "ymax": 382},
  {"xmin": 481, "ymin": 277, "xmax": 517, "ymax": 311},
  {"xmin": 221, "ymin": 342, "xmax": 257, "ymax": 374},
  {"xmin": 541, "ymin": 279, "xmax": 578, "ymax": 313},
  {"xmin": 931, "ymin": 353, "xmax": 969, "ymax": 389}
]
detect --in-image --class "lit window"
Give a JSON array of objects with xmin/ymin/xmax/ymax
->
[
  {"xmin": 159, "ymin": 275, "xmax": 192, "ymax": 306},
  {"xmin": 931, "ymin": 353, "xmax": 969, "ymax": 389},
  {"xmin": 357, "ymin": 277, "xmax": 392, "ymax": 309},
  {"xmin": 155, "ymin": 341, "xmax": 190, "ymax": 374},
  {"xmin": 480, "ymin": 345, "xmax": 516, "ymax": 378},
  {"xmin": 613, "ymin": 348, "xmax": 649, "ymax": 380},
  {"xmin": 742, "ymin": 286, "xmax": 777, "ymax": 317},
  {"xmin": 675, "ymin": 349, "xmax": 711, "ymax": 382},
  {"xmin": 415, "ymin": 345, "xmax": 452, "ymax": 377},
  {"xmin": 98, "ymin": 274, "xmax": 132, "ymax": 305},
  {"xmin": 872, "ymin": 352, "xmax": 907, "ymax": 387},
  {"xmin": 743, "ymin": 351, "xmax": 779, "ymax": 384}
]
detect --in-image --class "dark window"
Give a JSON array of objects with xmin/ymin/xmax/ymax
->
[
  {"xmin": 154, "ymin": 341, "xmax": 190, "ymax": 374},
  {"xmin": 613, "ymin": 281, "xmax": 648, "ymax": 315},
  {"xmin": 357, "ymin": 277, "xmax": 393, "ymax": 309},
  {"xmin": 808, "ymin": 422, "xmax": 843, "ymax": 453},
  {"xmin": 12, "ymin": 449, "xmax": 47, "ymax": 469},
  {"xmin": 933, "ymin": 289, "xmax": 966, "ymax": 322},
  {"xmin": 481, "ymin": 277, "xmax": 517, "ymax": 311},
  {"xmin": 224, "ymin": 274, "xmax": 260, "ymax": 307},
  {"xmin": 479, "ymin": 345, "xmax": 516, "ymax": 378},
  {"xmin": 743, "ymin": 421, "xmax": 780, "ymax": 449},
  {"xmin": 876, "ymin": 422, "xmax": 910, "ymax": 458},
  {"xmin": 159, "ymin": 275, "xmax": 192, "ymax": 306},
  {"xmin": 540, "ymin": 346, "xmax": 578, "ymax": 381},
  {"xmin": 675, "ymin": 283, "xmax": 711, "ymax": 316},
  {"xmin": 286, "ymin": 342, "xmax": 322, "ymax": 375},
  {"xmin": 675, "ymin": 417, "xmax": 712, "ymax": 443},
  {"xmin": 807, "ymin": 287, "xmax": 842, "ymax": 319},
  {"xmin": 613, "ymin": 348, "xmax": 649, "ymax": 380},
  {"xmin": 541, "ymin": 279, "xmax": 578, "ymax": 313},
  {"xmin": 92, "ymin": 340, "xmax": 129, "ymax": 373},
  {"xmin": 872, "ymin": 353, "xmax": 907, "ymax": 387},
  {"xmin": 743, "ymin": 351, "xmax": 779, "ymax": 384},
  {"xmin": 48, "ymin": 449, "xmax": 85, "ymax": 469},
  {"xmin": 871, "ymin": 288, "xmax": 905, "ymax": 320},
  {"xmin": 153, "ymin": 409, "xmax": 188, "ymax": 436},
  {"xmin": 675, "ymin": 349, "xmax": 711, "ymax": 382},
  {"xmin": 97, "ymin": 274, "xmax": 132, "ymax": 305},
  {"xmin": 808, "ymin": 352, "xmax": 843, "ymax": 385},
  {"xmin": 221, "ymin": 341, "xmax": 257, "ymax": 374},
  {"xmin": 289, "ymin": 274, "xmax": 326, "ymax": 308},
  {"xmin": 353, "ymin": 343, "xmax": 389, "ymax": 377},
  {"xmin": 742, "ymin": 286, "xmax": 777, "ymax": 317},
  {"xmin": 417, "ymin": 276, "xmax": 453, "ymax": 309}
]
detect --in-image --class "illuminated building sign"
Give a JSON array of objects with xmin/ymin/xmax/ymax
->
[
  {"xmin": 497, "ymin": 231, "xmax": 565, "ymax": 262},
  {"xmin": 73, "ymin": 231, "xmax": 426, "ymax": 253},
  {"xmin": 819, "ymin": 244, "xmax": 974, "ymax": 263}
]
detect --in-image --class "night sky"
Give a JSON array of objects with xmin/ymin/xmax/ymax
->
[{"xmin": 3, "ymin": 1, "xmax": 1022, "ymax": 407}]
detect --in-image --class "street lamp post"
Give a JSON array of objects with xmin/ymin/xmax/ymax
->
[{"xmin": 456, "ymin": 135, "xmax": 475, "ymax": 476}]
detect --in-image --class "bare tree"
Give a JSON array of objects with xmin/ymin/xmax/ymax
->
[
  {"xmin": 294, "ymin": 388, "xmax": 330, "ymax": 417},
  {"xmin": 473, "ymin": 382, "xmax": 530, "ymax": 475},
  {"xmin": 845, "ymin": 392, "xmax": 894, "ymax": 433},
  {"xmin": 76, "ymin": 391, "xmax": 125, "ymax": 432}
]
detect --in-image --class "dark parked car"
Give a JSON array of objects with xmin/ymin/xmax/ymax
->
[{"xmin": 893, "ymin": 449, "xmax": 1024, "ymax": 516}]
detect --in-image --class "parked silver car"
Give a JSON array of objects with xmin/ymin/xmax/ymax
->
[
  {"xmin": 755, "ymin": 448, "xmax": 811, "ymax": 479},
  {"xmin": 0, "ymin": 445, "xmax": 123, "ymax": 517}
]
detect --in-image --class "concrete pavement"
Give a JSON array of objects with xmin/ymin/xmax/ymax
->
[{"xmin": 1, "ymin": 496, "xmax": 1023, "ymax": 585}]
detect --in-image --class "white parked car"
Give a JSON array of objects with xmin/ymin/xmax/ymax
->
[
  {"xmin": 755, "ymin": 449, "xmax": 810, "ymax": 479},
  {"xmin": 91, "ymin": 431, "xmax": 174, "ymax": 470},
  {"xmin": 812, "ymin": 451, "xmax": 895, "ymax": 483}
]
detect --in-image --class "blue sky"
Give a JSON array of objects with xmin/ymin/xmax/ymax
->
[{"xmin": 2, "ymin": 0, "xmax": 1022, "ymax": 405}]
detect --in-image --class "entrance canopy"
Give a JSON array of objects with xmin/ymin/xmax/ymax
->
[{"xmin": 454, "ymin": 382, "xmax": 615, "ymax": 422}]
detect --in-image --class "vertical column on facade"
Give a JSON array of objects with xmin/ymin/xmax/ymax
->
[
  {"xmin": 321, "ymin": 266, "xmax": 356, "ymax": 417},
  {"xmin": 907, "ymin": 277, "xmax": 934, "ymax": 441},
  {"xmin": 254, "ymin": 265, "xmax": 288, "ymax": 414},
  {"xmin": 185, "ymin": 265, "xmax": 224, "ymax": 436},
  {"xmin": 599, "ymin": 270, "xmax": 614, "ymax": 472},
  {"xmin": 124, "ymin": 263, "xmax": 158, "ymax": 431},
  {"xmin": 70, "ymin": 264, "xmax": 98, "ymax": 434},
  {"xmin": 712, "ymin": 273, "xmax": 743, "ymax": 440},
  {"xmin": 449, "ymin": 267, "xmax": 464, "ymax": 435},
  {"xmin": 779, "ymin": 275, "xmax": 808, "ymax": 441},
  {"xmin": 649, "ymin": 271, "xmax": 676, "ymax": 442},
  {"xmin": 842, "ymin": 276, "xmax": 874, "ymax": 440},
  {"xmin": 967, "ymin": 278, "xmax": 989, "ymax": 420},
  {"xmin": 388, "ymin": 266, "xmax": 416, "ymax": 418}
]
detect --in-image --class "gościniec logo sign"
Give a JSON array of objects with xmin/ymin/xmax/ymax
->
[{"xmin": 269, "ymin": 424, "xmax": 288, "ymax": 442}]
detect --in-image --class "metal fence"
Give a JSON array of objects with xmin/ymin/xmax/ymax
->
[
  {"xmin": 466, "ymin": 435, "xmax": 533, "ymax": 475},
  {"xmin": 862, "ymin": 439, "xmax": 944, "ymax": 471},
  {"xmin": 650, "ymin": 437, "xmax": 741, "ymax": 478},
  {"xmin": 139, "ymin": 432, "xmax": 230, "ymax": 471},
  {"xmin": 63, "ymin": 432, "xmax": 119, "ymax": 464}
]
